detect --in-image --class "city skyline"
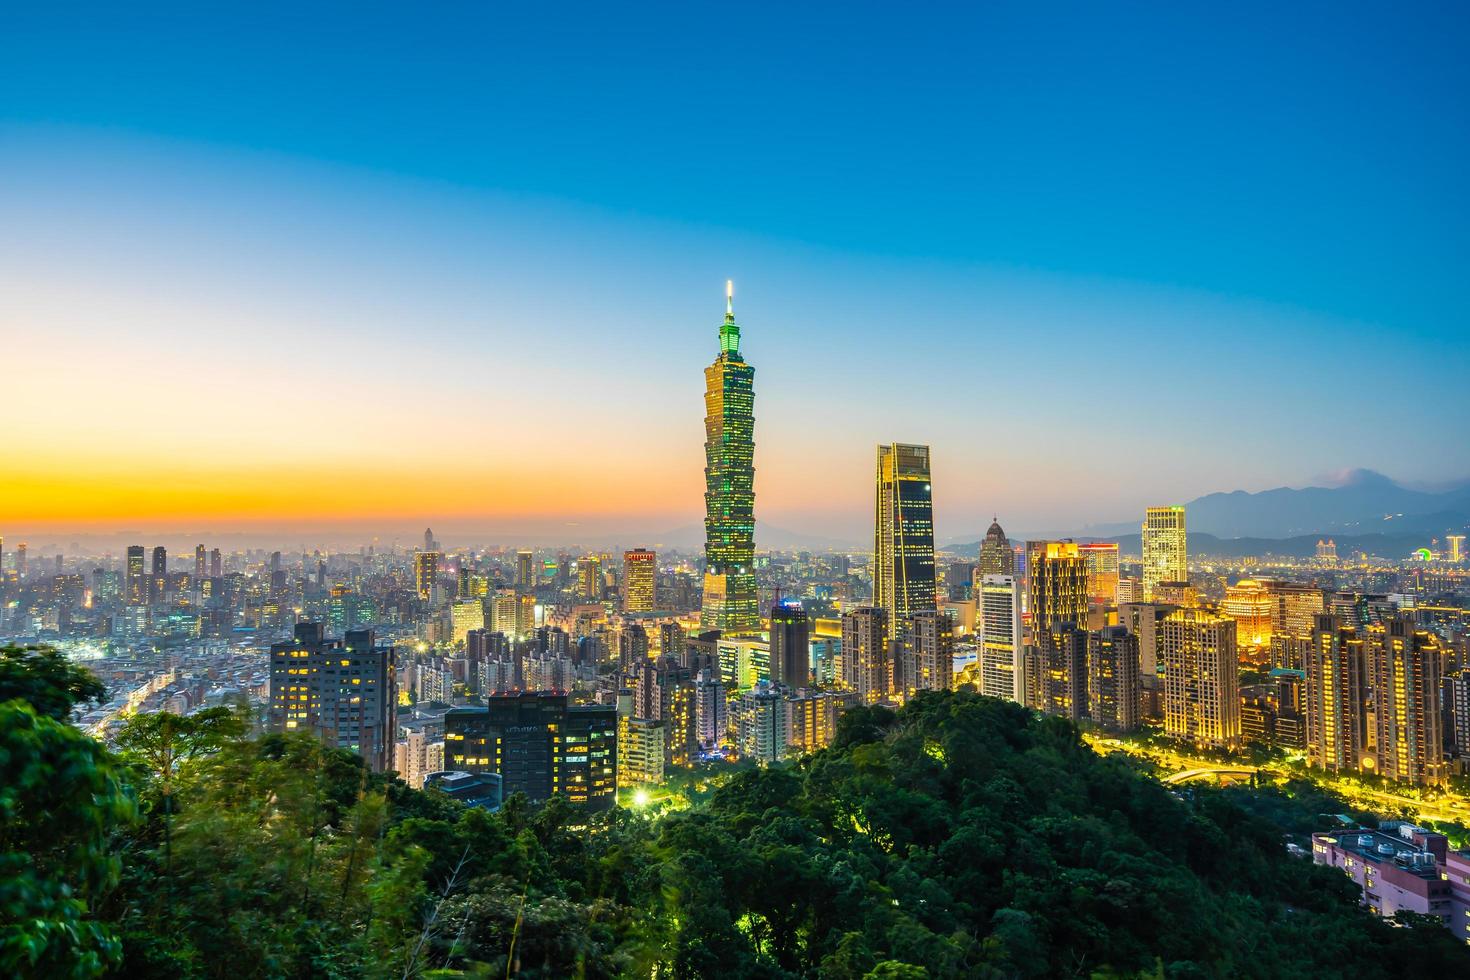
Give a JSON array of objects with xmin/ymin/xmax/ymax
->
[{"xmin": 4, "ymin": 6, "xmax": 1468, "ymax": 542}]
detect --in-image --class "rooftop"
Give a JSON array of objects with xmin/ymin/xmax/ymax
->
[{"xmin": 1315, "ymin": 828, "xmax": 1441, "ymax": 880}]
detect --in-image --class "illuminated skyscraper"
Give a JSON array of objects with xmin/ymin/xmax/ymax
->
[
  {"xmin": 125, "ymin": 545, "xmax": 146, "ymax": 605},
  {"xmin": 1142, "ymin": 506, "xmax": 1187, "ymax": 600},
  {"xmin": 1079, "ymin": 542, "xmax": 1119, "ymax": 606},
  {"xmin": 1223, "ymin": 579, "xmax": 1275, "ymax": 649},
  {"xmin": 1026, "ymin": 540, "xmax": 1088, "ymax": 635},
  {"xmin": 194, "ymin": 544, "xmax": 206, "ymax": 584},
  {"xmin": 414, "ymin": 551, "xmax": 439, "ymax": 602},
  {"xmin": 874, "ymin": 443, "xmax": 936, "ymax": 639},
  {"xmin": 623, "ymin": 549, "xmax": 656, "ymax": 613},
  {"xmin": 979, "ymin": 574, "xmax": 1023, "ymax": 702},
  {"xmin": 576, "ymin": 556, "xmax": 602, "ymax": 602},
  {"xmin": 701, "ymin": 281, "xmax": 758, "ymax": 635},
  {"xmin": 1305, "ymin": 614, "xmax": 1367, "ymax": 775},
  {"xmin": 516, "ymin": 550, "xmax": 535, "ymax": 591},
  {"xmin": 1160, "ymin": 609, "xmax": 1240, "ymax": 749}
]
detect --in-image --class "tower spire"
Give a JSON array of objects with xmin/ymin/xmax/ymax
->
[{"xmin": 719, "ymin": 279, "xmax": 740, "ymax": 355}]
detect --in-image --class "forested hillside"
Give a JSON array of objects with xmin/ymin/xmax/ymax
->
[{"xmin": 4, "ymin": 645, "xmax": 1467, "ymax": 978}]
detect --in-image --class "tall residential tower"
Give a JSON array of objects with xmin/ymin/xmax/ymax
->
[{"xmin": 701, "ymin": 281, "xmax": 759, "ymax": 634}]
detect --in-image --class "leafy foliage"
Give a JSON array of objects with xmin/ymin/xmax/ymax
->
[
  {"xmin": 0, "ymin": 644, "xmax": 107, "ymax": 721},
  {"xmin": 0, "ymin": 702, "xmax": 132, "ymax": 978}
]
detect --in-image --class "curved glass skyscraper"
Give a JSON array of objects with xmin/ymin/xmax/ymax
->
[{"xmin": 701, "ymin": 282, "xmax": 759, "ymax": 634}]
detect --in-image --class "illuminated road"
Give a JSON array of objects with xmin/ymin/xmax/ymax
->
[{"xmin": 1084, "ymin": 734, "xmax": 1470, "ymax": 826}]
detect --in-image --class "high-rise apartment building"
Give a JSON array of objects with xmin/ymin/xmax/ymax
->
[
  {"xmin": 1029, "ymin": 622, "xmax": 1088, "ymax": 721},
  {"xmin": 1142, "ymin": 506, "xmax": 1187, "ymax": 600},
  {"xmin": 695, "ymin": 668, "xmax": 728, "ymax": 749},
  {"xmin": 769, "ymin": 598, "xmax": 811, "ymax": 689},
  {"xmin": 733, "ymin": 683, "xmax": 786, "ymax": 764},
  {"xmin": 268, "ymin": 623, "xmax": 398, "ymax": 772},
  {"xmin": 840, "ymin": 606, "xmax": 890, "ymax": 704},
  {"xmin": 701, "ymin": 281, "xmax": 759, "ymax": 635},
  {"xmin": 1118, "ymin": 601, "xmax": 1177, "ymax": 681},
  {"xmin": 1368, "ymin": 619, "xmax": 1445, "ymax": 786},
  {"xmin": 450, "ymin": 599, "xmax": 485, "ymax": 646},
  {"xmin": 1026, "ymin": 540, "xmax": 1088, "ymax": 635},
  {"xmin": 659, "ymin": 621, "xmax": 687, "ymax": 665},
  {"xmin": 488, "ymin": 588, "xmax": 518, "ymax": 636},
  {"xmin": 898, "ymin": 609, "xmax": 954, "ymax": 700},
  {"xmin": 618, "ymin": 624, "xmax": 650, "ymax": 673},
  {"xmin": 873, "ymin": 443, "xmax": 936, "ymax": 641},
  {"xmin": 979, "ymin": 574, "xmax": 1024, "ymax": 703},
  {"xmin": 516, "ymin": 593, "xmax": 537, "ymax": 637},
  {"xmin": 1160, "ymin": 609, "xmax": 1240, "ymax": 749},
  {"xmin": 623, "ymin": 549, "xmax": 656, "ymax": 613},
  {"xmin": 1087, "ymin": 626, "xmax": 1141, "ymax": 732},
  {"xmin": 414, "ymin": 551, "xmax": 439, "ymax": 602},
  {"xmin": 445, "ymin": 693, "xmax": 616, "ymax": 810},
  {"xmin": 785, "ymin": 689, "xmax": 857, "ymax": 754},
  {"xmin": 1261, "ymin": 580, "xmax": 1325, "ymax": 641},
  {"xmin": 1305, "ymin": 614, "xmax": 1368, "ymax": 775},
  {"xmin": 1079, "ymin": 542, "xmax": 1120, "ymax": 606}
]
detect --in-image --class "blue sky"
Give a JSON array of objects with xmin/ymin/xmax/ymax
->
[{"xmin": 2, "ymin": 1, "xmax": 1467, "ymax": 541}]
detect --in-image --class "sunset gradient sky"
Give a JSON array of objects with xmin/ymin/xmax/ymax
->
[{"xmin": 3, "ymin": 2, "xmax": 1467, "ymax": 546}]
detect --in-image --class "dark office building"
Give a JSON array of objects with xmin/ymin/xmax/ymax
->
[
  {"xmin": 268, "ymin": 622, "xmax": 398, "ymax": 772},
  {"xmin": 445, "ymin": 692, "xmax": 616, "ymax": 810},
  {"xmin": 151, "ymin": 545, "xmax": 168, "ymax": 602},
  {"xmin": 769, "ymin": 598, "xmax": 812, "ymax": 688}
]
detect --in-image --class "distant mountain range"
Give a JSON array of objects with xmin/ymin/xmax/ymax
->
[
  {"xmin": 945, "ymin": 531, "xmax": 1442, "ymax": 561},
  {"xmin": 1095, "ymin": 470, "xmax": 1470, "ymax": 539},
  {"xmin": 946, "ymin": 470, "xmax": 1470, "ymax": 558}
]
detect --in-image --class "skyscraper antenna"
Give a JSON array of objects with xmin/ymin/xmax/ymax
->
[{"xmin": 726, "ymin": 279, "xmax": 734, "ymax": 317}]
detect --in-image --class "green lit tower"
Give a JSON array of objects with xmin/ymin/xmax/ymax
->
[{"xmin": 701, "ymin": 280, "xmax": 759, "ymax": 634}]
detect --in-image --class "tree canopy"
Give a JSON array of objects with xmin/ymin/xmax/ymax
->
[{"xmin": 2, "ymin": 650, "xmax": 1469, "ymax": 978}]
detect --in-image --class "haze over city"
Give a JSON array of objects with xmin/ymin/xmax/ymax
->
[{"xmin": 5, "ymin": 2, "xmax": 1467, "ymax": 546}]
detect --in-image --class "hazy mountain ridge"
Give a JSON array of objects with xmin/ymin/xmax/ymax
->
[{"xmin": 1067, "ymin": 469, "xmax": 1470, "ymax": 540}]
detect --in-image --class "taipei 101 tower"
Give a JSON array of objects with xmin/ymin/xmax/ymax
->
[{"xmin": 700, "ymin": 281, "xmax": 759, "ymax": 635}]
